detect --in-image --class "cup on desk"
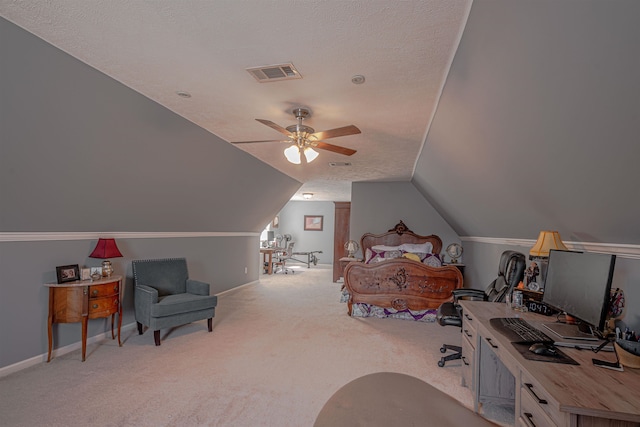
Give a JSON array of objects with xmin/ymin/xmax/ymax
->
[{"xmin": 512, "ymin": 290, "xmax": 524, "ymax": 310}]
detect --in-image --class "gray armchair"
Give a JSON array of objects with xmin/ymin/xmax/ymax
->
[{"xmin": 132, "ymin": 258, "xmax": 218, "ymax": 346}]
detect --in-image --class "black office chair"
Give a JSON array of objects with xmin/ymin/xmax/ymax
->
[{"xmin": 436, "ymin": 250, "xmax": 526, "ymax": 367}]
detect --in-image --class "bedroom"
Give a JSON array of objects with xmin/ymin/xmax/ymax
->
[{"xmin": 1, "ymin": 0, "xmax": 639, "ymax": 403}]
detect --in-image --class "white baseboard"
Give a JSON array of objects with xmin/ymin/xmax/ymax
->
[
  {"xmin": 0, "ymin": 280, "xmax": 259, "ymax": 378},
  {"xmin": 0, "ymin": 322, "xmax": 138, "ymax": 378},
  {"xmin": 216, "ymin": 280, "xmax": 259, "ymax": 296}
]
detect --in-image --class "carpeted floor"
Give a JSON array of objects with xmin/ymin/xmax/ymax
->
[
  {"xmin": 0, "ymin": 264, "xmax": 508, "ymax": 426},
  {"xmin": 314, "ymin": 372, "xmax": 498, "ymax": 427}
]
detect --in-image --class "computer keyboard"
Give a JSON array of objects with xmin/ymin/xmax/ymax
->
[{"xmin": 490, "ymin": 317, "xmax": 554, "ymax": 343}]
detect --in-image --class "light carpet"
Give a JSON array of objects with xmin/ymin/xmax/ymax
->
[
  {"xmin": 0, "ymin": 264, "xmax": 503, "ymax": 426},
  {"xmin": 314, "ymin": 372, "xmax": 498, "ymax": 427}
]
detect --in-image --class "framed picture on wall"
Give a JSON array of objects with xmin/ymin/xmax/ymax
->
[
  {"xmin": 271, "ymin": 216, "xmax": 279, "ymax": 229},
  {"xmin": 304, "ymin": 215, "xmax": 323, "ymax": 231}
]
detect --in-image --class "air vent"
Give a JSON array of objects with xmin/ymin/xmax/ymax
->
[
  {"xmin": 329, "ymin": 162, "xmax": 352, "ymax": 167},
  {"xmin": 246, "ymin": 63, "xmax": 302, "ymax": 82}
]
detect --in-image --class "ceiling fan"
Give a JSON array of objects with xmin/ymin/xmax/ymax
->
[{"xmin": 232, "ymin": 108, "xmax": 360, "ymax": 164}]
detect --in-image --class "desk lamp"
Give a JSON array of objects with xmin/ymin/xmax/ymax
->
[
  {"xmin": 529, "ymin": 230, "xmax": 568, "ymax": 289},
  {"xmin": 89, "ymin": 238, "xmax": 123, "ymax": 277}
]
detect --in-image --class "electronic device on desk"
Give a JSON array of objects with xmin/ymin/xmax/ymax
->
[
  {"xmin": 541, "ymin": 249, "xmax": 616, "ymax": 342},
  {"xmin": 525, "ymin": 300, "xmax": 557, "ymax": 316},
  {"xmin": 490, "ymin": 317, "xmax": 554, "ymax": 344}
]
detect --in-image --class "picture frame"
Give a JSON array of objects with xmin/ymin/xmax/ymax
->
[
  {"xmin": 271, "ymin": 216, "xmax": 279, "ymax": 229},
  {"xmin": 81, "ymin": 268, "xmax": 91, "ymax": 281},
  {"xmin": 56, "ymin": 264, "xmax": 80, "ymax": 284},
  {"xmin": 304, "ymin": 215, "xmax": 324, "ymax": 231},
  {"xmin": 90, "ymin": 266, "xmax": 103, "ymax": 280}
]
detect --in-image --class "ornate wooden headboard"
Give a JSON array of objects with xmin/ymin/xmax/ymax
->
[{"xmin": 359, "ymin": 221, "xmax": 442, "ymax": 255}]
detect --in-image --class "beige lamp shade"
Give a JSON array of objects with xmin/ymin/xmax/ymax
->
[{"xmin": 529, "ymin": 231, "xmax": 568, "ymax": 258}]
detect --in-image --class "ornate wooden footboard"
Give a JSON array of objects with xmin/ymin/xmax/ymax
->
[
  {"xmin": 344, "ymin": 258, "xmax": 463, "ymax": 315},
  {"xmin": 343, "ymin": 221, "xmax": 463, "ymax": 316}
]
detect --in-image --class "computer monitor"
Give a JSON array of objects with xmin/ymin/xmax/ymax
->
[{"xmin": 542, "ymin": 249, "xmax": 616, "ymax": 341}]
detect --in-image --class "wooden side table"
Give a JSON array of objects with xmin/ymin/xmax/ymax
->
[
  {"xmin": 44, "ymin": 275, "xmax": 123, "ymax": 362},
  {"xmin": 260, "ymin": 248, "xmax": 275, "ymax": 274},
  {"xmin": 443, "ymin": 263, "xmax": 465, "ymax": 276},
  {"xmin": 339, "ymin": 257, "xmax": 362, "ymax": 281}
]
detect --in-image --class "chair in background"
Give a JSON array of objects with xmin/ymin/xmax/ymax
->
[
  {"xmin": 436, "ymin": 250, "xmax": 526, "ymax": 367},
  {"xmin": 274, "ymin": 241, "xmax": 295, "ymax": 274},
  {"xmin": 132, "ymin": 258, "xmax": 218, "ymax": 345}
]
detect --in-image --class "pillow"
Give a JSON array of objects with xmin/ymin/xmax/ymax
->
[
  {"xmin": 399, "ymin": 242, "xmax": 433, "ymax": 254},
  {"xmin": 371, "ymin": 244, "xmax": 402, "ymax": 252},
  {"xmin": 402, "ymin": 253, "xmax": 421, "ymax": 262},
  {"xmin": 364, "ymin": 248, "xmax": 374, "ymax": 264},
  {"xmin": 365, "ymin": 248, "xmax": 403, "ymax": 264},
  {"xmin": 423, "ymin": 253, "xmax": 443, "ymax": 268}
]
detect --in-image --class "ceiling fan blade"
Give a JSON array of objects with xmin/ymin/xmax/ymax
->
[
  {"xmin": 311, "ymin": 125, "xmax": 361, "ymax": 141},
  {"xmin": 314, "ymin": 141, "xmax": 357, "ymax": 156},
  {"xmin": 231, "ymin": 139, "xmax": 290, "ymax": 144},
  {"xmin": 256, "ymin": 119, "xmax": 292, "ymax": 137}
]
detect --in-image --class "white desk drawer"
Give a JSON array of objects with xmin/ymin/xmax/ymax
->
[
  {"xmin": 520, "ymin": 385, "xmax": 557, "ymax": 427},
  {"xmin": 461, "ymin": 332, "xmax": 474, "ymax": 389},
  {"xmin": 520, "ymin": 372, "xmax": 563, "ymax": 426}
]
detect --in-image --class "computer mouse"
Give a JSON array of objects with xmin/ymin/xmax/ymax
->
[{"xmin": 529, "ymin": 343, "xmax": 558, "ymax": 356}]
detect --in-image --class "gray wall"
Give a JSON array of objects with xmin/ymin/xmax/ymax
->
[
  {"xmin": 463, "ymin": 241, "xmax": 640, "ymax": 332},
  {"xmin": 410, "ymin": 0, "xmax": 640, "ymax": 333},
  {"xmin": 274, "ymin": 201, "xmax": 335, "ymax": 265},
  {"xmin": 350, "ymin": 181, "xmax": 460, "ymax": 260},
  {"xmin": 0, "ymin": 18, "xmax": 300, "ymax": 369},
  {"xmin": 413, "ymin": 0, "xmax": 640, "ymax": 243}
]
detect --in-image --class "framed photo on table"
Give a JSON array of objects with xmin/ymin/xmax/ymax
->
[
  {"xmin": 56, "ymin": 264, "xmax": 80, "ymax": 284},
  {"xmin": 304, "ymin": 215, "xmax": 323, "ymax": 231}
]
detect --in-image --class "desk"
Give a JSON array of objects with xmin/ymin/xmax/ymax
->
[
  {"xmin": 260, "ymin": 248, "xmax": 274, "ymax": 274},
  {"xmin": 459, "ymin": 301, "xmax": 640, "ymax": 426},
  {"xmin": 45, "ymin": 275, "xmax": 123, "ymax": 362}
]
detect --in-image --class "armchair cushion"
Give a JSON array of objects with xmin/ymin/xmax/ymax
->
[{"xmin": 151, "ymin": 293, "xmax": 218, "ymax": 317}]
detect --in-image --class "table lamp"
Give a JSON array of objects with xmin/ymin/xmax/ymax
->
[
  {"xmin": 529, "ymin": 230, "xmax": 568, "ymax": 288},
  {"xmin": 89, "ymin": 238, "xmax": 123, "ymax": 277},
  {"xmin": 344, "ymin": 240, "xmax": 359, "ymax": 258}
]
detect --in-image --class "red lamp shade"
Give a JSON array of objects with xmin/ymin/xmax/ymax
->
[{"xmin": 89, "ymin": 238, "xmax": 123, "ymax": 259}]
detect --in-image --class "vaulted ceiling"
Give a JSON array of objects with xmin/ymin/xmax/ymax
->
[
  {"xmin": 2, "ymin": 0, "xmax": 639, "ymax": 245},
  {"xmin": 0, "ymin": 0, "xmax": 471, "ymax": 201}
]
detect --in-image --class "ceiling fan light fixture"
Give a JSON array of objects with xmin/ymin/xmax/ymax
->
[
  {"xmin": 303, "ymin": 147, "xmax": 319, "ymax": 163},
  {"xmin": 284, "ymin": 145, "xmax": 301, "ymax": 164}
]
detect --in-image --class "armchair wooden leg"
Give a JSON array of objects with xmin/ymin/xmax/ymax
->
[
  {"xmin": 137, "ymin": 322, "xmax": 144, "ymax": 335},
  {"xmin": 208, "ymin": 318, "xmax": 213, "ymax": 332},
  {"xmin": 154, "ymin": 330, "xmax": 161, "ymax": 346}
]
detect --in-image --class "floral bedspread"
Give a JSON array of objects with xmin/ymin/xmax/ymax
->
[{"xmin": 340, "ymin": 288, "xmax": 437, "ymax": 322}]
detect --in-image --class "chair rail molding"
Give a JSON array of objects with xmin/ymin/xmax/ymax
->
[
  {"xmin": 461, "ymin": 236, "xmax": 640, "ymax": 260},
  {"xmin": 0, "ymin": 231, "xmax": 259, "ymax": 242}
]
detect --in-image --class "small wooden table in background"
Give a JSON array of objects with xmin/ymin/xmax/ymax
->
[
  {"xmin": 44, "ymin": 275, "xmax": 123, "ymax": 362},
  {"xmin": 260, "ymin": 248, "xmax": 275, "ymax": 274}
]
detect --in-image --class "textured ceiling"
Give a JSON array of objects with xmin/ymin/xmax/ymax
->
[{"xmin": 0, "ymin": 0, "xmax": 471, "ymax": 201}]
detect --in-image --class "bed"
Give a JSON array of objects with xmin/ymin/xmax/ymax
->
[{"xmin": 342, "ymin": 221, "xmax": 463, "ymax": 321}]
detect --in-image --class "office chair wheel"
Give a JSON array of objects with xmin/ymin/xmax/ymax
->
[
  {"xmin": 440, "ymin": 345, "xmax": 447, "ymax": 353},
  {"xmin": 438, "ymin": 359, "xmax": 446, "ymax": 368}
]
